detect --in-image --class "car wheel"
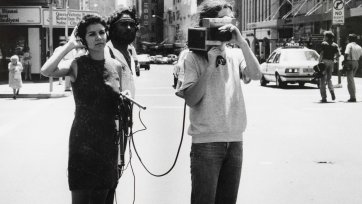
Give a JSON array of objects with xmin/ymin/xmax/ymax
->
[
  {"xmin": 275, "ymin": 74, "xmax": 286, "ymax": 88},
  {"xmin": 298, "ymin": 82, "xmax": 305, "ymax": 87},
  {"xmin": 260, "ymin": 76, "xmax": 268, "ymax": 86}
]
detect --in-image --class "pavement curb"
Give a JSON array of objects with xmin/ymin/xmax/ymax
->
[{"xmin": 0, "ymin": 93, "xmax": 71, "ymax": 99}]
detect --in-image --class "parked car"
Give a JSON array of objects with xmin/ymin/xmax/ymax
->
[
  {"xmin": 260, "ymin": 43, "xmax": 320, "ymax": 88},
  {"xmin": 167, "ymin": 54, "xmax": 178, "ymax": 64},
  {"xmin": 161, "ymin": 56, "xmax": 169, "ymax": 64},
  {"xmin": 149, "ymin": 55, "xmax": 156, "ymax": 64},
  {"xmin": 137, "ymin": 54, "xmax": 151, "ymax": 70},
  {"xmin": 154, "ymin": 55, "xmax": 163, "ymax": 64}
]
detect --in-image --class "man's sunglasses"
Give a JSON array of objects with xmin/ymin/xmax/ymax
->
[{"xmin": 114, "ymin": 19, "xmax": 137, "ymax": 28}]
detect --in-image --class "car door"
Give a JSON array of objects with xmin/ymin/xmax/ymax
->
[
  {"xmin": 263, "ymin": 52, "xmax": 277, "ymax": 81},
  {"xmin": 270, "ymin": 52, "xmax": 281, "ymax": 80}
]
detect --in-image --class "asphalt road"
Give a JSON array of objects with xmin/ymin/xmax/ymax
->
[{"xmin": 0, "ymin": 64, "xmax": 362, "ymax": 204}]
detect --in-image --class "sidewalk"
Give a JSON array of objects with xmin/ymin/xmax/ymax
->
[{"xmin": 0, "ymin": 79, "xmax": 71, "ymax": 99}]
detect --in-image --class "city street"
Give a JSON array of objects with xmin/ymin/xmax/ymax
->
[{"xmin": 1, "ymin": 64, "xmax": 362, "ymax": 204}]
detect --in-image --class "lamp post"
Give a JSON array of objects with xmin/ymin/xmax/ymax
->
[
  {"xmin": 65, "ymin": 0, "xmax": 69, "ymax": 40},
  {"xmin": 152, "ymin": 14, "xmax": 163, "ymax": 20},
  {"xmin": 151, "ymin": 14, "xmax": 165, "ymax": 44},
  {"xmin": 48, "ymin": 0, "xmax": 54, "ymax": 92}
]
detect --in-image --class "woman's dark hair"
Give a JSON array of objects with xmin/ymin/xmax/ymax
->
[
  {"xmin": 197, "ymin": 0, "xmax": 233, "ymax": 26},
  {"xmin": 107, "ymin": 6, "xmax": 139, "ymax": 39},
  {"xmin": 76, "ymin": 14, "xmax": 107, "ymax": 47}
]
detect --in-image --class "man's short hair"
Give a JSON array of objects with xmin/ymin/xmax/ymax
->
[
  {"xmin": 348, "ymin": 33, "xmax": 357, "ymax": 42},
  {"xmin": 197, "ymin": 0, "xmax": 233, "ymax": 26},
  {"xmin": 323, "ymin": 31, "xmax": 335, "ymax": 39},
  {"xmin": 107, "ymin": 7, "xmax": 139, "ymax": 28}
]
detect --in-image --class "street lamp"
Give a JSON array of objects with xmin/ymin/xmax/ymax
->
[{"xmin": 152, "ymin": 14, "xmax": 164, "ymax": 21}]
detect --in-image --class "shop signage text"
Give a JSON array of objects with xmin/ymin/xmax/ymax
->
[
  {"xmin": 43, "ymin": 9, "xmax": 98, "ymax": 27},
  {"xmin": 0, "ymin": 7, "xmax": 41, "ymax": 24}
]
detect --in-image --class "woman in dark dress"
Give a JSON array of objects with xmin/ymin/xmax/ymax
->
[{"xmin": 41, "ymin": 14, "xmax": 123, "ymax": 204}]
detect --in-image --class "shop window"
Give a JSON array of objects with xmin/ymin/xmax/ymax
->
[{"xmin": 0, "ymin": 26, "xmax": 27, "ymax": 72}]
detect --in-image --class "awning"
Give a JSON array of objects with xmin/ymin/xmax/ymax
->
[{"xmin": 248, "ymin": 20, "xmax": 278, "ymax": 29}]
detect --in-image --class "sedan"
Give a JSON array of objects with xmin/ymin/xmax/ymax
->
[{"xmin": 260, "ymin": 44, "xmax": 320, "ymax": 88}]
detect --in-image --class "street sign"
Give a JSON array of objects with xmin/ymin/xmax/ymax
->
[{"xmin": 332, "ymin": 0, "xmax": 345, "ymax": 25}]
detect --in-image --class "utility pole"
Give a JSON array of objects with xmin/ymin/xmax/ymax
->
[
  {"xmin": 336, "ymin": 25, "xmax": 342, "ymax": 87},
  {"xmin": 49, "ymin": 0, "xmax": 54, "ymax": 92},
  {"xmin": 65, "ymin": 0, "xmax": 69, "ymax": 41}
]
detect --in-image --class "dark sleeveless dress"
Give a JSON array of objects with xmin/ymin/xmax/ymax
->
[{"xmin": 68, "ymin": 55, "xmax": 120, "ymax": 190}]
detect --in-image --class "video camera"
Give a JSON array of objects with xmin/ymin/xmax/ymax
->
[{"xmin": 188, "ymin": 18, "xmax": 236, "ymax": 51}]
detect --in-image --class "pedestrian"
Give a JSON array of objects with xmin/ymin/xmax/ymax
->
[
  {"xmin": 106, "ymin": 6, "xmax": 139, "ymax": 98},
  {"xmin": 174, "ymin": 48, "xmax": 189, "ymax": 90},
  {"xmin": 8, "ymin": 55, "xmax": 23, "ymax": 99},
  {"xmin": 344, "ymin": 33, "xmax": 362, "ymax": 102},
  {"xmin": 22, "ymin": 47, "xmax": 32, "ymax": 81},
  {"xmin": 172, "ymin": 61, "xmax": 179, "ymax": 89},
  {"xmin": 176, "ymin": 1, "xmax": 262, "ymax": 203},
  {"xmin": 318, "ymin": 31, "xmax": 340, "ymax": 103},
  {"xmin": 41, "ymin": 14, "xmax": 124, "ymax": 204}
]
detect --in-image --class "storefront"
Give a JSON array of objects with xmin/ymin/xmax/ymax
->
[
  {"xmin": 0, "ymin": 6, "xmax": 42, "ymax": 81},
  {"xmin": 247, "ymin": 20, "xmax": 278, "ymax": 62},
  {"xmin": 0, "ymin": 6, "xmax": 97, "ymax": 81}
]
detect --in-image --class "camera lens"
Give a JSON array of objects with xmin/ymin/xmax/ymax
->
[
  {"xmin": 209, "ymin": 27, "xmax": 232, "ymax": 42},
  {"xmin": 216, "ymin": 30, "xmax": 232, "ymax": 42}
]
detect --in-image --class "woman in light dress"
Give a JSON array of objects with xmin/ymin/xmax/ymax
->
[{"xmin": 8, "ymin": 55, "xmax": 23, "ymax": 99}]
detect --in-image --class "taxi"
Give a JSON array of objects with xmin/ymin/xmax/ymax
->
[{"xmin": 260, "ymin": 43, "xmax": 320, "ymax": 88}]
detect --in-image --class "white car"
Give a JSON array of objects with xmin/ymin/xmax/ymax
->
[
  {"xmin": 260, "ymin": 44, "xmax": 320, "ymax": 88},
  {"xmin": 137, "ymin": 54, "xmax": 151, "ymax": 70}
]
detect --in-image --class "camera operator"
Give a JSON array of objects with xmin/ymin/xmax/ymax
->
[{"xmin": 176, "ymin": 1, "xmax": 261, "ymax": 203}]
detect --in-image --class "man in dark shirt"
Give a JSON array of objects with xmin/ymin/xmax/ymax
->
[{"xmin": 319, "ymin": 31, "xmax": 340, "ymax": 103}]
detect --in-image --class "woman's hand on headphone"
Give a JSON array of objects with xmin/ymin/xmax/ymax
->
[{"xmin": 68, "ymin": 26, "xmax": 86, "ymax": 49}]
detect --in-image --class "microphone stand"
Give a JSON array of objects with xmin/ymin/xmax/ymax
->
[
  {"xmin": 117, "ymin": 93, "xmax": 146, "ymax": 176},
  {"xmin": 120, "ymin": 92, "xmax": 147, "ymax": 110}
]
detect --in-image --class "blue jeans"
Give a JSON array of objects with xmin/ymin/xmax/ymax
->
[
  {"xmin": 320, "ymin": 59, "xmax": 335, "ymax": 100},
  {"xmin": 190, "ymin": 142, "xmax": 243, "ymax": 204}
]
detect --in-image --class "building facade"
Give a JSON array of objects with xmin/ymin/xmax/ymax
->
[
  {"xmin": 0, "ymin": 0, "xmax": 99, "ymax": 81},
  {"xmin": 235, "ymin": 0, "xmax": 362, "ymax": 61},
  {"xmin": 135, "ymin": 0, "xmax": 164, "ymax": 54}
]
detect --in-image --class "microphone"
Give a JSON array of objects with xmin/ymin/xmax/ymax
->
[{"xmin": 120, "ymin": 92, "xmax": 146, "ymax": 110}]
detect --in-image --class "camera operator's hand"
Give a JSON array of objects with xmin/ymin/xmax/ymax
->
[{"xmin": 218, "ymin": 24, "xmax": 248, "ymax": 46}]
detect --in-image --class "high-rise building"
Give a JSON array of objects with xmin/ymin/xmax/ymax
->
[{"xmin": 236, "ymin": 0, "xmax": 362, "ymax": 62}]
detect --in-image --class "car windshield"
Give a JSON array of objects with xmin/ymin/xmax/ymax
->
[{"xmin": 280, "ymin": 50, "xmax": 319, "ymax": 62}]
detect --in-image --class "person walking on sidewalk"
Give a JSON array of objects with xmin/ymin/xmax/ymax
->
[
  {"xmin": 22, "ymin": 47, "xmax": 32, "ymax": 81},
  {"xmin": 176, "ymin": 1, "xmax": 262, "ymax": 203},
  {"xmin": 344, "ymin": 33, "xmax": 362, "ymax": 102},
  {"xmin": 41, "ymin": 14, "xmax": 124, "ymax": 204},
  {"xmin": 318, "ymin": 31, "xmax": 340, "ymax": 103},
  {"xmin": 8, "ymin": 55, "xmax": 23, "ymax": 99}
]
